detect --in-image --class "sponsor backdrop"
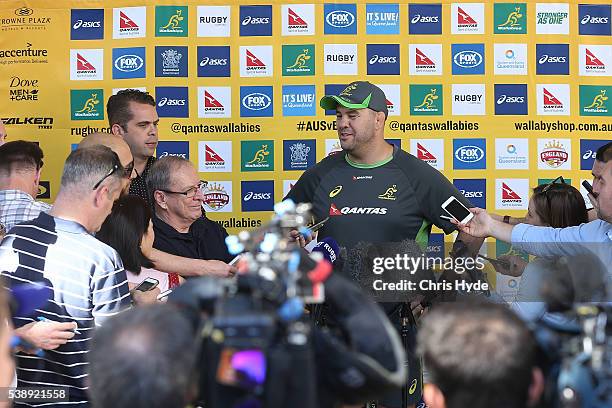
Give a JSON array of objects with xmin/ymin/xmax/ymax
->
[{"xmin": 1, "ymin": 0, "xmax": 610, "ymax": 255}]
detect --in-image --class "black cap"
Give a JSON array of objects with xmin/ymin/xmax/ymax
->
[{"xmin": 320, "ymin": 81, "xmax": 388, "ymax": 118}]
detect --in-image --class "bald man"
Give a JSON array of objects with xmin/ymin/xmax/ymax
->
[
  {"xmin": 0, "ymin": 118, "xmax": 7, "ymax": 146},
  {"xmin": 78, "ymin": 132, "xmax": 236, "ymax": 279}
]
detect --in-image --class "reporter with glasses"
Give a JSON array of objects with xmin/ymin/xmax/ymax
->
[{"xmin": 147, "ymin": 156, "xmax": 235, "ymax": 279}]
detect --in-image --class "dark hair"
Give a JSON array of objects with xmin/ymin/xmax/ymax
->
[
  {"xmin": 88, "ymin": 304, "xmax": 197, "ymax": 408},
  {"xmin": 106, "ymin": 89, "xmax": 156, "ymax": 131},
  {"xmin": 0, "ymin": 140, "xmax": 43, "ymax": 176},
  {"xmin": 417, "ymin": 301, "xmax": 536, "ymax": 408},
  {"xmin": 97, "ymin": 195, "xmax": 154, "ymax": 273},
  {"xmin": 595, "ymin": 141, "xmax": 612, "ymax": 163},
  {"xmin": 530, "ymin": 183, "xmax": 588, "ymax": 228}
]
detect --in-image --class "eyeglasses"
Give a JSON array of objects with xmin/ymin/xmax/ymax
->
[
  {"xmin": 123, "ymin": 161, "xmax": 135, "ymax": 179},
  {"xmin": 160, "ymin": 180, "xmax": 208, "ymax": 199},
  {"xmin": 541, "ymin": 175, "xmax": 566, "ymax": 193},
  {"xmin": 93, "ymin": 164, "xmax": 120, "ymax": 190}
]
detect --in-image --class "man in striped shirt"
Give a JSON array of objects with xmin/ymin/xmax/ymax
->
[{"xmin": 0, "ymin": 146, "xmax": 132, "ymax": 407}]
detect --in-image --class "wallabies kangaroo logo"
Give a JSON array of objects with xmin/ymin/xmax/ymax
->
[
  {"xmin": 414, "ymin": 89, "xmax": 438, "ymax": 109},
  {"xmin": 585, "ymin": 90, "xmax": 608, "ymax": 109},
  {"xmin": 378, "ymin": 185, "xmax": 398, "ymax": 201},
  {"xmin": 287, "ymin": 49, "xmax": 311, "ymax": 69},
  {"xmin": 161, "ymin": 10, "xmax": 184, "ymax": 30},
  {"xmin": 248, "ymin": 145, "xmax": 270, "ymax": 164},
  {"xmin": 499, "ymin": 6, "xmax": 523, "ymax": 27},
  {"xmin": 76, "ymin": 93, "xmax": 99, "ymax": 113}
]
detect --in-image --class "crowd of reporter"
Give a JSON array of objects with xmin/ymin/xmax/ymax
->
[{"xmin": 0, "ymin": 95, "xmax": 610, "ymax": 408}]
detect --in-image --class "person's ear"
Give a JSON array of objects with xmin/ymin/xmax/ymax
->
[
  {"xmin": 424, "ymin": 383, "xmax": 446, "ymax": 408},
  {"xmin": 153, "ymin": 190, "xmax": 168, "ymax": 210},
  {"xmin": 93, "ymin": 185, "xmax": 109, "ymax": 208},
  {"xmin": 527, "ymin": 367, "xmax": 545, "ymax": 407},
  {"xmin": 375, "ymin": 111, "xmax": 386, "ymax": 131},
  {"xmin": 111, "ymin": 123, "xmax": 124, "ymax": 136}
]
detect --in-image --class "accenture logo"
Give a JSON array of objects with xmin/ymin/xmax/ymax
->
[
  {"xmin": 242, "ymin": 93, "xmax": 271, "ymax": 111},
  {"xmin": 368, "ymin": 54, "xmax": 397, "ymax": 64},
  {"xmin": 496, "ymin": 95, "xmax": 524, "ymax": 104},
  {"xmin": 243, "ymin": 191, "xmax": 271, "ymax": 201},
  {"xmin": 581, "ymin": 15, "xmax": 609, "ymax": 25},
  {"xmin": 241, "ymin": 16, "xmax": 270, "ymax": 25},
  {"xmin": 73, "ymin": 19, "xmax": 101, "ymax": 29},
  {"xmin": 114, "ymin": 54, "xmax": 143, "ymax": 72},
  {"xmin": 326, "ymin": 10, "xmax": 354, "ymax": 28},
  {"xmin": 538, "ymin": 54, "xmax": 567, "ymax": 64},
  {"xmin": 411, "ymin": 14, "xmax": 439, "ymax": 23},
  {"xmin": 158, "ymin": 97, "xmax": 185, "ymax": 107},
  {"xmin": 453, "ymin": 50, "xmax": 482, "ymax": 68},
  {"xmin": 455, "ymin": 146, "xmax": 484, "ymax": 163},
  {"xmin": 199, "ymin": 57, "xmax": 227, "ymax": 67}
]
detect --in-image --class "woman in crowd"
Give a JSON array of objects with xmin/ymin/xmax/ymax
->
[
  {"xmin": 491, "ymin": 179, "xmax": 589, "ymax": 320},
  {"xmin": 97, "ymin": 195, "xmax": 171, "ymax": 300}
]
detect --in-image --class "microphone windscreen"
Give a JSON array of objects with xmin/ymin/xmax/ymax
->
[{"xmin": 311, "ymin": 237, "xmax": 340, "ymax": 264}]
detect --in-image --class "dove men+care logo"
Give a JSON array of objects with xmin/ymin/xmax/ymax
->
[
  {"xmin": 112, "ymin": 47, "xmax": 145, "ymax": 79},
  {"xmin": 155, "ymin": 87, "xmax": 188, "ymax": 118},
  {"xmin": 366, "ymin": 44, "xmax": 400, "ymax": 75},
  {"xmin": 71, "ymin": 9, "xmax": 104, "ymax": 40},
  {"xmin": 197, "ymin": 46, "xmax": 230, "ymax": 77},
  {"xmin": 324, "ymin": 4, "xmax": 357, "ymax": 35}
]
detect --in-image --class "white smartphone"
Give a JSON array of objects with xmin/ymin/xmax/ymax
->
[
  {"xmin": 441, "ymin": 196, "xmax": 474, "ymax": 224},
  {"xmin": 229, "ymin": 254, "xmax": 243, "ymax": 266},
  {"xmin": 157, "ymin": 289, "xmax": 172, "ymax": 301},
  {"xmin": 134, "ymin": 277, "xmax": 159, "ymax": 292}
]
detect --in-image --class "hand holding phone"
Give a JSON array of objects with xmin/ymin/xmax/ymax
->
[
  {"xmin": 582, "ymin": 180, "xmax": 596, "ymax": 197},
  {"xmin": 157, "ymin": 289, "xmax": 172, "ymax": 301},
  {"xmin": 308, "ymin": 217, "xmax": 329, "ymax": 233},
  {"xmin": 441, "ymin": 196, "xmax": 474, "ymax": 224},
  {"xmin": 133, "ymin": 277, "xmax": 159, "ymax": 292}
]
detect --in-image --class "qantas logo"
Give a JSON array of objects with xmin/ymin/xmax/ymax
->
[
  {"xmin": 288, "ymin": 8, "xmax": 307, "ymax": 28},
  {"xmin": 585, "ymin": 48, "xmax": 605, "ymax": 70},
  {"xmin": 77, "ymin": 53, "xmax": 96, "ymax": 71},
  {"xmin": 329, "ymin": 203, "xmax": 388, "ymax": 216},
  {"xmin": 205, "ymin": 145, "xmax": 225, "ymax": 163},
  {"xmin": 386, "ymin": 98, "xmax": 394, "ymax": 110},
  {"xmin": 204, "ymin": 91, "xmax": 224, "ymax": 111},
  {"xmin": 119, "ymin": 11, "xmax": 138, "ymax": 31},
  {"xmin": 415, "ymin": 48, "xmax": 435, "ymax": 67},
  {"xmin": 246, "ymin": 50, "xmax": 266, "ymax": 70},
  {"xmin": 417, "ymin": 143, "xmax": 436, "ymax": 160},
  {"xmin": 543, "ymin": 88, "xmax": 563, "ymax": 107},
  {"xmin": 501, "ymin": 183, "xmax": 522, "ymax": 201},
  {"xmin": 457, "ymin": 6, "xmax": 477, "ymax": 26}
]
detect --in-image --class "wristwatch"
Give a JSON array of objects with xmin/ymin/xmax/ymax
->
[{"xmin": 503, "ymin": 215, "xmax": 510, "ymax": 224}]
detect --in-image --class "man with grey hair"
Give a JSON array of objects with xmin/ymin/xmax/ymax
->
[
  {"xmin": 148, "ymin": 156, "xmax": 234, "ymax": 269},
  {"xmin": 0, "ymin": 146, "xmax": 132, "ymax": 406}
]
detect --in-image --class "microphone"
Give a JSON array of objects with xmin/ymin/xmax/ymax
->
[{"xmin": 311, "ymin": 237, "xmax": 340, "ymax": 265}]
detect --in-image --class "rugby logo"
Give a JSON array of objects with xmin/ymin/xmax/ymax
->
[{"xmin": 242, "ymin": 93, "xmax": 271, "ymax": 111}]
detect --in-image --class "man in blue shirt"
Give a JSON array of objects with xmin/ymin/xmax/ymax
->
[{"xmin": 458, "ymin": 142, "xmax": 612, "ymax": 275}]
